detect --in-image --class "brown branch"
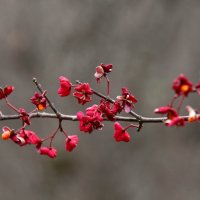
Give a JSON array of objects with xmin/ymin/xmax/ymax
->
[
  {"xmin": 0, "ymin": 111, "xmax": 198, "ymax": 123},
  {"xmin": 33, "ymin": 78, "xmax": 61, "ymax": 117}
]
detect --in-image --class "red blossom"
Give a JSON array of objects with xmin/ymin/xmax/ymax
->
[
  {"xmin": 172, "ymin": 74, "xmax": 193, "ymax": 96},
  {"xmin": 58, "ymin": 76, "xmax": 71, "ymax": 97},
  {"xmin": 117, "ymin": 87, "xmax": 137, "ymax": 113},
  {"xmin": 19, "ymin": 108, "xmax": 31, "ymax": 125},
  {"xmin": 114, "ymin": 122, "xmax": 130, "ymax": 142},
  {"xmin": 0, "ymin": 86, "xmax": 14, "ymax": 100},
  {"xmin": 77, "ymin": 105, "xmax": 103, "ymax": 133},
  {"xmin": 9, "ymin": 129, "xmax": 41, "ymax": 146},
  {"xmin": 18, "ymin": 129, "xmax": 41, "ymax": 145},
  {"xmin": 73, "ymin": 83, "xmax": 93, "ymax": 105},
  {"xmin": 112, "ymin": 100, "xmax": 123, "ymax": 114},
  {"xmin": 99, "ymin": 99, "xmax": 123, "ymax": 120},
  {"xmin": 38, "ymin": 147, "xmax": 57, "ymax": 158},
  {"xmin": 154, "ymin": 106, "xmax": 185, "ymax": 126},
  {"xmin": 94, "ymin": 63, "xmax": 113, "ymax": 82},
  {"xmin": 66, "ymin": 135, "xmax": 79, "ymax": 152},
  {"xmin": 99, "ymin": 100, "xmax": 115, "ymax": 120},
  {"xmin": 31, "ymin": 92, "xmax": 47, "ymax": 111},
  {"xmin": 154, "ymin": 106, "xmax": 177, "ymax": 116},
  {"xmin": 165, "ymin": 117, "xmax": 185, "ymax": 127}
]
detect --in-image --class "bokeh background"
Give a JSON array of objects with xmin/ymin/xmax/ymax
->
[{"xmin": 0, "ymin": 0, "xmax": 200, "ymax": 200}]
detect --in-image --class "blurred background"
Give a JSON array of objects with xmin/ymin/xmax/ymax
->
[{"xmin": 0, "ymin": 0, "xmax": 200, "ymax": 199}]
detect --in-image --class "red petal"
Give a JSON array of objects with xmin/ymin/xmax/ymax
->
[
  {"xmin": 66, "ymin": 135, "xmax": 79, "ymax": 152},
  {"xmin": 4, "ymin": 86, "xmax": 14, "ymax": 96},
  {"xmin": 58, "ymin": 76, "xmax": 71, "ymax": 97}
]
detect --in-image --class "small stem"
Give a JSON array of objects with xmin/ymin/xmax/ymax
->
[
  {"xmin": 58, "ymin": 119, "xmax": 63, "ymax": 131},
  {"xmin": 71, "ymin": 84, "xmax": 79, "ymax": 87},
  {"xmin": 137, "ymin": 121, "xmax": 143, "ymax": 132},
  {"xmin": 105, "ymin": 75, "xmax": 110, "ymax": 96},
  {"xmin": 124, "ymin": 124, "xmax": 139, "ymax": 131},
  {"xmin": 62, "ymin": 129, "xmax": 68, "ymax": 137},
  {"xmin": 177, "ymin": 95, "xmax": 185, "ymax": 113},
  {"xmin": 33, "ymin": 78, "xmax": 61, "ymax": 117},
  {"xmin": 169, "ymin": 95, "xmax": 178, "ymax": 107},
  {"xmin": 29, "ymin": 108, "xmax": 38, "ymax": 114},
  {"xmin": 5, "ymin": 98, "xmax": 19, "ymax": 113},
  {"xmin": 49, "ymin": 126, "xmax": 60, "ymax": 147},
  {"xmin": 42, "ymin": 134, "xmax": 53, "ymax": 142}
]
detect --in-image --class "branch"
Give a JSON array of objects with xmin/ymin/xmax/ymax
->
[
  {"xmin": 0, "ymin": 67, "xmax": 199, "ymax": 158},
  {"xmin": 0, "ymin": 111, "xmax": 198, "ymax": 123},
  {"xmin": 33, "ymin": 78, "xmax": 61, "ymax": 117}
]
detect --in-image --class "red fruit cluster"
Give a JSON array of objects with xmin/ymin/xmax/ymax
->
[
  {"xmin": 57, "ymin": 64, "xmax": 138, "ymax": 143},
  {"xmin": 94, "ymin": 63, "xmax": 113, "ymax": 83},
  {"xmin": 2, "ymin": 127, "xmax": 41, "ymax": 146},
  {"xmin": 31, "ymin": 92, "xmax": 47, "ymax": 111},
  {"xmin": 0, "ymin": 86, "xmax": 14, "ymax": 99},
  {"xmin": 154, "ymin": 106, "xmax": 185, "ymax": 126},
  {"xmin": 73, "ymin": 83, "xmax": 93, "ymax": 105},
  {"xmin": 117, "ymin": 87, "xmax": 137, "ymax": 113},
  {"xmin": 58, "ymin": 76, "xmax": 93, "ymax": 105},
  {"xmin": 155, "ymin": 74, "xmax": 200, "ymax": 126},
  {"xmin": 77, "ymin": 105, "xmax": 104, "ymax": 133},
  {"xmin": 172, "ymin": 74, "xmax": 193, "ymax": 96},
  {"xmin": 66, "ymin": 135, "xmax": 79, "ymax": 152},
  {"xmin": 114, "ymin": 122, "xmax": 131, "ymax": 142},
  {"xmin": 58, "ymin": 76, "xmax": 71, "ymax": 97}
]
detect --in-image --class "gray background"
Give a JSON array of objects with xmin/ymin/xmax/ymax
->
[{"xmin": 0, "ymin": 0, "xmax": 200, "ymax": 200}]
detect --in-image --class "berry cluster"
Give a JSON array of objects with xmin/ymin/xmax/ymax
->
[
  {"xmin": 155, "ymin": 74, "xmax": 200, "ymax": 126},
  {"xmin": 0, "ymin": 65, "xmax": 199, "ymax": 158}
]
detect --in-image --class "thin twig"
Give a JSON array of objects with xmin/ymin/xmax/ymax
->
[{"xmin": 33, "ymin": 78, "xmax": 61, "ymax": 117}]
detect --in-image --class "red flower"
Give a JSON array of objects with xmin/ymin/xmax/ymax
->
[
  {"xmin": 66, "ymin": 135, "xmax": 79, "ymax": 152},
  {"xmin": 38, "ymin": 147, "xmax": 57, "ymax": 158},
  {"xmin": 19, "ymin": 108, "xmax": 31, "ymax": 125},
  {"xmin": 31, "ymin": 92, "xmax": 47, "ymax": 111},
  {"xmin": 73, "ymin": 83, "xmax": 93, "ymax": 105},
  {"xmin": 77, "ymin": 105, "xmax": 103, "ymax": 133},
  {"xmin": 58, "ymin": 76, "xmax": 71, "ymax": 97},
  {"xmin": 165, "ymin": 117, "xmax": 185, "ymax": 127},
  {"xmin": 154, "ymin": 106, "xmax": 177, "ymax": 116},
  {"xmin": 114, "ymin": 122, "xmax": 130, "ymax": 142},
  {"xmin": 117, "ymin": 87, "xmax": 137, "ymax": 113},
  {"xmin": 99, "ymin": 100, "xmax": 115, "ymax": 120},
  {"xmin": 112, "ymin": 101, "xmax": 123, "ymax": 114},
  {"xmin": 154, "ymin": 106, "xmax": 185, "ymax": 126},
  {"xmin": 2, "ymin": 126, "xmax": 41, "ymax": 146},
  {"xmin": 18, "ymin": 129, "xmax": 41, "ymax": 145},
  {"xmin": 0, "ymin": 86, "xmax": 14, "ymax": 100},
  {"xmin": 94, "ymin": 63, "xmax": 113, "ymax": 82},
  {"xmin": 99, "ymin": 99, "xmax": 123, "ymax": 120},
  {"xmin": 172, "ymin": 74, "xmax": 193, "ymax": 96},
  {"xmin": 8, "ymin": 129, "xmax": 41, "ymax": 146}
]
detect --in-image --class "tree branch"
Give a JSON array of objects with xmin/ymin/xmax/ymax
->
[{"xmin": 0, "ymin": 111, "xmax": 198, "ymax": 123}]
